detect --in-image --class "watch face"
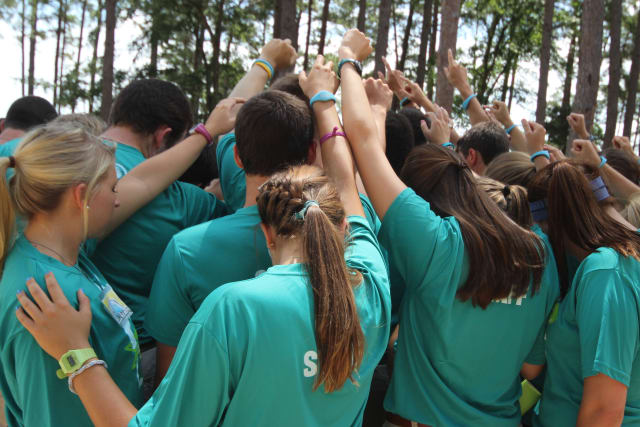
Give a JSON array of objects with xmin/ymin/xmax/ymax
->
[{"xmin": 67, "ymin": 355, "xmax": 77, "ymax": 367}]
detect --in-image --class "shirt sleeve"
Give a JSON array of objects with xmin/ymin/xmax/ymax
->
[
  {"xmin": 178, "ymin": 181, "xmax": 229, "ymax": 225},
  {"xmin": 359, "ymin": 193, "xmax": 381, "ymax": 235},
  {"xmin": 129, "ymin": 322, "xmax": 230, "ymax": 427},
  {"xmin": 216, "ymin": 133, "xmax": 246, "ymax": 213},
  {"xmin": 378, "ymin": 188, "xmax": 464, "ymax": 293},
  {"xmin": 145, "ymin": 238, "xmax": 196, "ymax": 347},
  {"xmin": 576, "ymin": 269, "xmax": 639, "ymax": 386},
  {"xmin": 345, "ymin": 216, "xmax": 388, "ymax": 283}
]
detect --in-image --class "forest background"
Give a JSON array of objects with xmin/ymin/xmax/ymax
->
[{"xmin": 0, "ymin": 0, "xmax": 638, "ymax": 150}]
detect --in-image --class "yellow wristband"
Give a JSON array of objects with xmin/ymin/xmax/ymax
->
[{"xmin": 254, "ymin": 61, "xmax": 273, "ymax": 79}]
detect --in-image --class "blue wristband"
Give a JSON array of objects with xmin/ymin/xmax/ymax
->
[
  {"xmin": 253, "ymin": 59, "xmax": 274, "ymax": 79},
  {"xmin": 309, "ymin": 90, "xmax": 337, "ymax": 108},
  {"xmin": 462, "ymin": 93, "xmax": 477, "ymax": 110},
  {"xmin": 442, "ymin": 142, "xmax": 455, "ymax": 149},
  {"xmin": 599, "ymin": 156, "xmax": 607, "ymax": 168},
  {"xmin": 400, "ymin": 97, "xmax": 410, "ymax": 107},
  {"xmin": 505, "ymin": 124, "xmax": 518, "ymax": 135},
  {"xmin": 337, "ymin": 58, "xmax": 362, "ymax": 78},
  {"xmin": 530, "ymin": 150, "xmax": 550, "ymax": 162}
]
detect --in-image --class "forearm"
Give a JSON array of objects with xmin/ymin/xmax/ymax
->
[
  {"xmin": 155, "ymin": 343, "xmax": 177, "ymax": 388},
  {"xmin": 601, "ymin": 164, "xmax": 640, "ymax": 200},
  {"xmin": 457, "ymin": 84, "xmax": 488, "ymax": 125},
  {"xmin": 228, "ymin": 65, "xmax": 269, "ymax": 99},
  {"xmin": 312, "ymin": 102, "xmax": 363, "ymax": 217},
  {"xmin": 577, "ymin": 405, "xmax": 624, "ymax": 427},
  {"xmin": 533, "ymin": 156, "xmax": 550, "ymax": 171},
  {"xmin": 501, "ymin": 116, "xmax": 527, "ymax": 152},
  {"xmin": 371, "ymin": 106, "xmax": 388, "ymax": 152},
  {"xmin": 74, "ymin": 365, "xmax": 137, "ymax": 427}
]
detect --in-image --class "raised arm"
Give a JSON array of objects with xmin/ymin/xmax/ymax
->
[
  {"xmin": 298, "ymin": 56, "xmax": 364, "ymax": 218},
  {"xmin": 363, "ymin": 77, "xmax": 393, "ymax": 152},
  {"xmin": 444, "ymin": 49, "xmax": 489, "ymax": 126},
  {"xmin": 489, "ymin": 100, "xmax": 527, "ymax": 153},
  {"xmin": 522, "ymin": 119, "xmax": 550, "ymax": 172},
  {"xmin": 340, "ymin": 29, "xmax": 406, "ymax": 219},
  {"xmin": 105, "ymin": 98, "xmax": 244, "ymax": 235}
]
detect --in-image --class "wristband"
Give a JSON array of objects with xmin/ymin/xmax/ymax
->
[
  {"xmin": 590, "ymin": 176, "xmax": 610, "ymax": 201},
  {"xmin": 442, "ymin": 142, "xmax": 455, "ymax": 149},
  {"xmin": 462, "ymin": 93, "xmax": 477, "ymax": 110},
  {"xmin": 529, "ymin": 199, "xmax": 548, "ymax": 222},
  {"xmin": 309, "ymin": 91, "xmax": 337, "ymax": 108},
  {"xmin": 192, "ymin": 123, "xmax": 213, "ymax": 145},
  {"xmin": 399, "ymin": 97, "xmax": 410, "ymax": 107},
  {"xmin": 253, "ymin": 59, "xmax": 274, "ymax": 79},
  {"xmin": 505, "ymin": 124, "xmax": 519, "ymax": 135},
  {"xmin": 319, "ymin": 126, "xmax": 347, "ymax": 145},
  {"xmin": 57, "ymin": 348, "xmax": 97, "ymax": 379},
  {"xmin": 337, "ymin": 58, "xmax": 362, "ymax": 78},
  {"xmin": 530, "ymin": 150, "xmax": 550, "ymax": 162},
  {"xmin": 599, "ymin": 156, "xmax": 607, "ymax": 168},
  {"xmin": 68, "ymin": 359, "xmax": 107, "ymax": 394}
]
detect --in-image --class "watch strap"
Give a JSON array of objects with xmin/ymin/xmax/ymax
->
[
  {"xmin": 57, "ymin": 348, "xmax": 97, "ymax": 379},
  {"xmin": 338, "ymin": 58, "xmax": 362, "ymax": 78}
]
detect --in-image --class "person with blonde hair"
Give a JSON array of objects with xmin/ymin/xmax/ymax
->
[
  {"xmin": 485, "ymin": 151, "xmax": 537, "ymax": 187},
  {"xmin": 0, "ymin": 98, "xmax": 241, "ymax": 427}
]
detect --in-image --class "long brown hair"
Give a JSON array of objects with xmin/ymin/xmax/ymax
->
[
  {"xmin": 528, "ymin": 160, "xmax": 640, "ymax": 297},
  {"xmin": 256, "ymin": 165, "xmax": 364, "ymax": 392},
  {"xmin": 476, "ymin": 176, "xmax": 532, "ymax": 228},
  {"xmin": 401, "ymin": 144, "xmax": 545, "ymax": 308}
]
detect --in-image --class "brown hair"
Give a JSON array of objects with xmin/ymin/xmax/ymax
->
[
  {"xmin": 401, "ymin": 144, "xmax": 545, "ymax": 308},
  {"xmin": 528, "ymin": 160, "xmax": 640, "ymax": 297},
  {"xmin": 602, "ymin": 148, "xmax": 640, "ymax": 186},
  {"xmin": 485, "ymin": 151, "xmax": 537, "ymax": 187},
  {"xmin": 476, "ymin": 176, "xmax": 533, "ymax": 228},
  {"xmin": 257, "ymin": 165, "xmax": 364, "ymax": 392}
]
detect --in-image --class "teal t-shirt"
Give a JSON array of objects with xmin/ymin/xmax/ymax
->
[
  {"xmin": 379, "ymin": 188, "xmax": 559, "ymax": 426},
  {"xmin": 217, "ymin": 133, "xmax": 246, "ymax": 212},
  {"xmin": 90, "ymin": 143, "xmax": 228, "ymax": 345},
  {"xmin": 0, "ymin": 137, "xmax": 21, "ymax": 181},
  {"xmin": 0, "ymin": 236, "xmax": 142, "ymax": 426},
  {"xmin": 535, "ymin": 248, "xmax": 640, "ymax": 426},
  {"xmin": 131, "ymin": 215, "xmax": 391, "ymax": 426}
]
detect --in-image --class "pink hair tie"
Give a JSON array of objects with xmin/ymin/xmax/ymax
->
[{"xmin": 319, "ymin": 126, "xmax": 346, "ymax": 145}]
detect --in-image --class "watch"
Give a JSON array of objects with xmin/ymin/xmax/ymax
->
[
  {"xmin": 57, "ymin": 348, "xmax": 97, "ymax": 379},
  {"xmin": 189, "ymin": 123, "xmax": 213, "ymax": 145},
  {"xmin": 337, "ymin": 58, "xmax": 362, "ymax": 78}
]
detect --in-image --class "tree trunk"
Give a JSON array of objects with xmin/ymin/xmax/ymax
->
[
  {"xmin": 392, "ymin": 1, "xmax": 399, "ymax": 65},
  {"xmin": 427, "ymin": 0, "xmax": 439, "ymax": 99},
  {"xmin": 75, "ymin": 0, "xmax": 87, "ymax": 82},
  {"xmin": 89, "ymin": 0, "xmax": 103, "ymax": 113},
  {"xmin": 59, "ymin": 2, "xmax": 68, "ymax": 112},
  {"xmin": 374, "ymin": 0, "xmax": 392, "ymax": 76},
  {"xmin": 535, "ymin": 0, "xmax": 555, "ymax": 124},
  {"xmin": 27, "ymin": 0, "xmax": 38, "ymax": 95},
  {"xmin": 192, "ymin": 24, "xmax": 205, "ymax": 118},
  {"xmin": 317, "ymin": 0, "xmax": 330, "ymax": 55},
  {"xmin": 273, "ymin": 0, "xmax": 298, "ymax": 76},
  {"xmin": 211, "ymin": 0, "xmax": 225, "ymax": 99},
  {"xmin": 435, "ymin": 0, "xmax": 461, "ymax": 112},
  {"xmin": 603, "ymin": 0, "xmax": 622, "ymax": 147},
  {"xmin": 303, "ymin": 0, "xmax": 313, "ymax": 70},
  {"xmin": 397, "ymin": 0, "xmax": 415, "ymax": 71},
  {"xmin": 415, "ymin": 0, "xmax": 433, "ymax": 88},
  {"xmin": 21, "ymin": 0, "xmax": 26, "ymax": 96},
  {"xmin": 53, "ymin": 0, "xmax": 63, "ymax": 107},
  {"xmin": 508, "ymin": 59, "xmax": 518, "ymax": 111},
  {"xmin": 567, "ymin": 0, "xmax": 605, "ymax": 146},
  {"xmin": 356, "ymin": 0, "xmax": 366, "ymax": 32},
  {"xmin": 100, "ymin": 0, "xmax": 117, "ymax": 121},
  {"xmin": 623, "ymin": 11, "xmax": 640, "ymax": 138},
  {"xmin": 561, "ymin": 32, "xmax": 577, "ymax": 112}
]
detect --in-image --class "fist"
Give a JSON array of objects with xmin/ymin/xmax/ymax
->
[
  {"xmin": 260, "ymin": 38, "xmax": 297, "ymax": 70},
  {"xmin": 363, "ymin": 77, "xmax": 393, "ymax": 111},
  {"xmin": 298, "ymin": 55, "xmax": 339, "ymax": 99},
  {"xmin": 339, "ymin": 29, "xmax": 373, "ymax": 62}
]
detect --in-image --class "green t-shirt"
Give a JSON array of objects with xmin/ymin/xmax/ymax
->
[
  {"xmin": 534, "ymin": 248, "xmax": 640, "ymax": 426},
  {"xmin": 130, "ymin": 216, "xmax": 390, "ymax": 426},
  {"xmin": 90, "ymin": 143, "xmax": 228, "ymax": 345},
  {"xmin": 0, "ymin": 236, "xmax": 142, "ymax": 426},
  {"xmin": 217, "ymin": 133, "xmax": 246, "ymax": 212},
  {"xmin": 145, "ymin": 193, "xmax": 382, "ymax": 347},
  {"xmin": 379, "ymin": 188, "xmax": 559, "ymax": 426}
]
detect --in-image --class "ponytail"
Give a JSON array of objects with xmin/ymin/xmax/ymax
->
[
  {"xmin": 257, "ymin": 165, "xmax": 364, "ymax": 392},
  {"xmin": 0, "ymin": 157, "xmax": 15, "ymax": 276}
]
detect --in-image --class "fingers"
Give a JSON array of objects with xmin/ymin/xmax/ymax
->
[
  {"xmin": 16, "ymin": 285, "xmax": 43, "ymax": 322},
  {"xmin": 315, "ymin": 54, "xmax": 325, "ymax": 66},
  {"xmin": 298, "ymin": 70, "xmax": 307, "ymax": 84},
  {"xmin": 77, "ymin": 289, "xmax": 91, "ymax": 318},
  {"xmin": 448, "ymin": 48, "xmax": 454, "ymax": 66},
  {"xmin": 382, "ymin": 56, "xmax": 392, "ymax": 73},
  {"xmin": 44, "ymin": 272, "xmax": 67, "ymax": 305},
  {"xmin": 15, "ymin": 306, "xmax": 35, "ymax": 332},
  {"xmin": 521, "ymin": 119, "xmax": 533, "ymax": 134},
  {"xmin": 377, "ymin": 71, "xmax": 386, "ymax": 82},
  {"xmin": 25, "ymin": 277, "xmax": 54, "ymax": 314},
  {"xmin": 420, "ymin": 119, "xmax": 431, "ymax": 138}
]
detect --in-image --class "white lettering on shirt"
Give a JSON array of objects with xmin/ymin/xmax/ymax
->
[
  {"xmin": 303, "ymin": 350, "xmax": 318, "ymax": 377},
  {"xmin": 494, "ymin": 292, "xmax": 526, "ymax": 306}
]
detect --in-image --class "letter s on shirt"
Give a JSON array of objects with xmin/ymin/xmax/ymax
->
[{"xmin": 303, "ymin": 351, "xmax": 318, "ymax": 377}]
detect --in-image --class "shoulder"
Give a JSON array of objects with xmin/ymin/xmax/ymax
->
[{"xmin": 576, "ymin": 249, "xmax": 640, "ymax": 301}]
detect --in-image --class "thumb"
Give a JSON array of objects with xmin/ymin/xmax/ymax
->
[
  {"xmin": 298, "ymin": 70, "xmax": 307, "ymax": 84},
  {"xmin": 77, "ymin": 289, "xmax": 91, "ymax": 316},
  {"xmin": 420, "ymin": 120, "xmax": 431, "ymax": 137}
]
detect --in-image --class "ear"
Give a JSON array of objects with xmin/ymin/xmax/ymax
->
[
  {"xmin": 340, "ymin": 217, "xmax": 348, "ymax": 234},
  {"xmin": 152, "ymin": 125, "xmax": 173, "ymax": 152},
  {"xmin": 259, "ymin": 223, "xmax": 276, "ymax": 248},
  {"xmin": 71, "ymin": 183, "xmax": 89, "ymax": 211},
  {"xmin": 307, "ymin": 140, "xmax": 318, "ymax": 166},
  {"xmin": 233, "ymin": 144, "xmax": 245, "ymax": 170},
  {"xmin": 465, "ymin": 148, "xmax": 478, "ymax": 168}
]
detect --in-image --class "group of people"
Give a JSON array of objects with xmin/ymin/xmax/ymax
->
[{"xmin": 0, "ymin": 28, "xmax": 639, "ymax": 427}]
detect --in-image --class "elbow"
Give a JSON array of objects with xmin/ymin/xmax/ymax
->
[
  {"xmin": 520, "ymin": 363, "xmax": 544, "ymax": 381},
  {"xmin": 578, "ymin": 406, "xmax": 624, "ymax": 427}
]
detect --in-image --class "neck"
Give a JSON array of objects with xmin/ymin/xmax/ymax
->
[
  {"xmin": 243, "ymin": 174, "xmax": 271, "ymax": 208},
  {"xmin": 101, "ymin": 126, "xmax": 152, "ymax": 158},
  {"xmin": 0, "ymin": 128, "xmax": 25, "ymax": 145},
  {"xmin": 24, "ymin": 213, "xmax": 83, "ymax": 266},
  {"xmin": 271, "ymin": 237, "xmax": 304, "ymax": 265}
]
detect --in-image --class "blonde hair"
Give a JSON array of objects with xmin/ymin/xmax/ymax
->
[
  {"xmin": 476, "ymin": 175, "xmax": 533, "ymax": 228},
  {"xmin": 622, "ymin": 192, "xmax": 640, "ymax": 229},
  {"xmin": 0, "ymin": 123, "xmax": 115, "ymax": 274},
  {"xmin": 485, "ymin": 151, "xmax": 536, "ymax": 187},
  {"xmin": 52, "ymin": 113, "xmax": 108, "ymax": 136}
]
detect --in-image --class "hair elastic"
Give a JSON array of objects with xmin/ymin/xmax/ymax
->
[
  {"xmin": 589, "ymin": 176, "xmax": 610, "ymax": 201},
  {"xmin": 529, "ymin": 199, "xmax": 548, "ymax": 222},
  {"xmin": 598, "ymin": 156, "xmax": 607, "ymax": 168},
  {"xmin": 8, "ymin": 156, "xmax": 16, "ymax": 168},
  {"xmin": 505, "ymin": 124, "xmax": 520, "ymax": 135},
  {"xmin": 462, "ymin": 93, "xmax": 477, "ymax": 110},
  {"xmin": 295, "ymin": 200, "xmax": 319, "ymax": 220},
  {"xmin": 530, "ymin": 150, "xmax": 550, "ymax": 162},
  {"xmin": 441, "ymin": 142, "xmax": 455, "ymax": 149},
  {"xmin": 319, "ymin": 126, "xmax": 347, "ymax": 145}
]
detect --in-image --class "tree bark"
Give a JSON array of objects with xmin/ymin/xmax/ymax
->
[
  {"xmin": 53, "ymin": 0, "xmax": 64, "ymax": 107},
  {"xmin": 535, "ymin": 0, "xmax": 555, "ymax": 124},
  {"xmin": 273, "ymin": 0, "xmax": 298, "ymax": 76},
  {"xmin": 27, "ymin": 0, "xmax": 38, "ymax": 95},
  {"xmin": 623, "ymin": 11, "xmax": 640, "ymax": 138},
  {"xmin": 89, "ymin": 0, "xmax": 103, "ymax": 113},
  {"xmin": 567, "ymin": 0, "xmax": 605, "ymax": 146},
  {"xmin": 303, "ymin": 0, "xmax": 313, "ymax": 70},
  {"xmin": 508, "ymin": 58, "xmax": 518, "ymax": 111},
  {"xmin": 427, "ymin": 0, "xmax": 439, "ymax": 99},
  {"xmin": 435, "ymin": 0, "xmax": 461, "ymax": 112},
  {"xmin": 317, "ymin": 0, "xmax": 330, "ymax": 55},
  {"xmin": 415, "ymin": 0, "xmax": 433, "ymax": 88},
  {"xmin": 100, "ymin": 0, "xmax": 117, "ymax": 121},
  {"xmin": 21, "ymin": 0, "xmax": 26, "ymax": 96},
  {"xmin": 373, "ymin": 0, "xmax": 392, "ymax": 76},
  {"xmin": 211, "ymin": 0, "xmax": 225, "ymax": 100},
  {"xmin": 75, "ymin": 0, "xmax": 87, "ymax": 75},
  {"xmin": 397, "ymin": 0, "xmax": 415, "ymax": 71},
  {"xmin": 561, "ymin": 32, "xmax": 576, "ymax": 112},
  {"xmin": 603, "ymin": 0, "xmax": 622, "ymax": 147},
  {"xmin": 356, "ymin": 0, "xmax": 366, "ymax": 32},
  {"xmin": 59, "ymin": 2, "xmax": 68, "ymax": 111}
]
